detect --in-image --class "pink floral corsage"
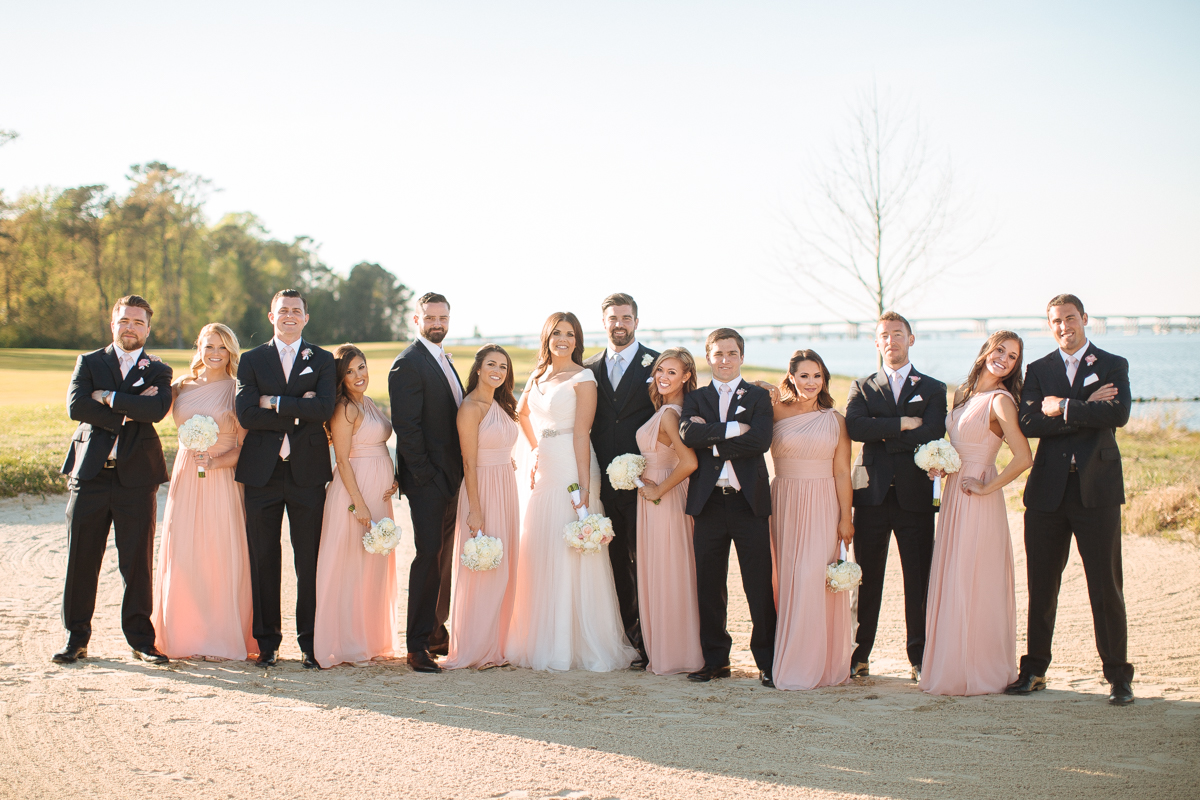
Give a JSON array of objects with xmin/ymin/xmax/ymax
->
[{"xmin": 301, "ymin": 348, "xmax": 313, "ymax": 360}]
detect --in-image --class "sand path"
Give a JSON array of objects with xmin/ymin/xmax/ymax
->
[{"xmin": 0, "ymin": 490, "xmax": 1196, "ymax": 800}]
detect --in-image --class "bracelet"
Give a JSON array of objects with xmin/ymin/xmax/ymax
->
[{"xmin": 348, "ymin": 504, "xmax": 356, "ymax": 513}]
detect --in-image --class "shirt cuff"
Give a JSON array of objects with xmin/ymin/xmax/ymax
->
[{"xmin": 725, "ymin": 421, "xmax": 741, "ymax": 438}]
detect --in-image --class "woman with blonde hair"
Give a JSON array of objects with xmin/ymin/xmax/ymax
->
[
  {"xmin": 635, "ymin": 348, "xmax": 703, "ymax": 675},
  {"xmin": 153, "ymin": 323, "xmax": 257, "ymax": 660}
]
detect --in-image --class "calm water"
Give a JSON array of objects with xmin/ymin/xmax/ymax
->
[{"xmin": 650, "ymin": 332, "xmax": 1200, "ymax": 429}]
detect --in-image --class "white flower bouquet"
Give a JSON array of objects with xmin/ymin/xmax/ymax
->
[
  {"xmin": 914, "ymin": 439, "xmax": 962, "ymax": 507},
  {"xmin": 826, "ymin": 542, "xmax": 862, "ymax": 593},
  {"xmin": 177, "ymin": 414, "xmax": 220, "ymax": 477},
  {"xmin": 362, "ymin": 518, "xmax": 400, "ymax": 555},
  {"xmin": 462, "ymin": 530, "xmax": 503, "ymax": 572},
  {"xmin": 606, "ymin": 453, "xmax": 659, "ymax": 504},
  {"xmin": 564, "ymin": 484, "xmax": 614, "ymax": 554}
]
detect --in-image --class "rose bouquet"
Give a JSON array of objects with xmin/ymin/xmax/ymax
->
[
  {"xmin": 177, "ymin": 414, "xmax": 220, "ymax": 477},
  {"xmin": 914, "ymin": 439, "xmax": 962, "ymax": 507},
  {"xmin": 606, "ymin": 453, "xmax": 658, "ymax": 504},
  {"xmin": 563, "ymin": 483, "xmax": 615, "ymax": 554},
  {"xmin": 826, "ymin": 542, "xmax": 862, "ymax": 593},
  {"xmin": 362, "ymin": 518, "xmax": 400, "ymax": 555},
  {"xmin": 461, "ymin": 530, "xmax": 503, "ymax": 572}
]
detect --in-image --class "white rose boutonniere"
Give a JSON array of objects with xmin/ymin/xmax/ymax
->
[{"xmin": 641, "ymin": 353, "xmax": 654, "ymax": 367}]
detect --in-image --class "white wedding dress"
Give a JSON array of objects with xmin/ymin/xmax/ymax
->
[{"xmin": 504, "ymin": 369, "xmax": 637, "ymax": 671}]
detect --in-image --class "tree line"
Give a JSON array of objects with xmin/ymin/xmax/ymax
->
[{"xmin": 0, "ymin": 160, "xmax": 412, "ymax": 349}]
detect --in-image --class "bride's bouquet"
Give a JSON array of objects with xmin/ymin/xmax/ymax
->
[
  {"xmin": 826, "ymin": 542, "xmax": 862, "ymax": 593},
  {"xmin": 914, "ymin": 439, "xmax": 962, "ymax": 507},
  {"xmin": 177, "ymin": 414, "xmax": 220, "ymax": 477},
  {"xmin": 606, "ymin": 454, "xmax": 658, "ymax": 504},
  {"xmin": 461, "ymin": 530, "xmax": 503, "ymax": 572},
  {"xmin": 563, "ymin": 483, "xmax": 615, "ymax": 555},
  {"xmin": 362, "ymin": 518, "xmax": 400, "ymax": 555}
]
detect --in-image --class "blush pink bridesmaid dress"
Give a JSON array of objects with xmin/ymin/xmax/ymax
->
[
  {"xmin": 152, "ymin": 380, "xmax": 256, "ymax": 660},
  {"xmin": 313, "ymin": 398, "xmax": 399, "ymax": 668},
  {"xmin": 770, "ymin": 408, "xmax": 852, "ymax": 690},
  {"xmin": 920, "ymin": 389, "xmax": 1019, "ymax": 696},
  {"xmin": 635, "ymin": 404, "xmax": 703, "ymax": 676},
  {"xmin": 443, "ymin": 401, "xmax": 521, "ymax": 669}
]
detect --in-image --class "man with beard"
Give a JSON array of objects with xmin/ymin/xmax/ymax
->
[
  {"xmin": 390, "ymin": 292, "xmax": 465, "ymax": 673},
  {"xmin": 583, "ymin": 293, "xmax": 658, "ymax": 667}
]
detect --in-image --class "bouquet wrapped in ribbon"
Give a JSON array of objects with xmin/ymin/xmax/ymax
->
[
  {"xmin": 563, "ymin": 483, "xmax": 615, "ymax": 554},
  {"xmin": 826, "ymin": 542, "xmax": 862, "ymax": 593},
  {"xmin": 606, "ymin": 454, "xmax": 658, "ymax": 504},
  {"xmin": 362, "ymin": 518, "xmax": 400, "ymax": 555},
  {"xmin": 914, "ymin": 439, "xmax": 962, "ymax": 507},
  {"xmin": 177, "ymin": 414, "xmax": 220, "ymax": 477},
  {"xmin": 461, "ymin": 530, "xmax": 503, "ymax": 572}
]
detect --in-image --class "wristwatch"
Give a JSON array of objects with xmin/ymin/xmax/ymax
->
[
  {"xmin": 1058, "ymin": 398, "xmax": 1068, "ymax": 415},
  {"xmin": 270, "ymin": 396, "xmax": 279, "ymax": 411},
  {"xmin": 101, "ymin": 390, "xmax": 113, "ymax": 405}
]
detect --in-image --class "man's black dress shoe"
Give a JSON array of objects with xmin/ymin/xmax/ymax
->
[
  {"xmin": 850, "ymin": 661, "xmax": 869, "ymax": 678},
  {"xmin": 408, "ymin": 651, "xmax": 443, "ymax": 673},
  {"xmin": 301, "ymin": 651, "xmax": 319, "ymax": 670},
  {"xmin": 51, "ymin": 644, "xmax": 88, "ymax": 664},
  {"xmin": 1108, "ymin": 680, "xmax": 1134, "ymax": 705},
  {"xmin": 131, "ymin": 646, "xmax": 169, "ymax": 665},
  {"xmin": 255, "ymin": 650, "xmax": 278, "ymax": 667},
  {"xmin": 629, "ymin": 654, "xmax": 649, "ymax": 672},
  {"xmin": 761, "ymin": 672, "xmax": 775, "ymax": 688},
  {"xmin": 686, "ymin": 664, "xmax": 731, "ymax": 682},
  {"xmin": 1004, "ymin": 672, "xmax": 1047, "ymax": 695}
]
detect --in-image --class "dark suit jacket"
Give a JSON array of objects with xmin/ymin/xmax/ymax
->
[
  {"xmin": 61, "ymin": 345, "xmax": 174, "ymax": 486},
  {"xmin": 584, "ymin": 343, "xmax": 660, "ymax": 500},
  {"xmin": 1019, "ymin": 343, "xmax": 1130, "ymax": 511},
  {"xmin": 234, "ymin": 339, "xmax": 336, "ymax": 489},
  {"xmin": 679, "ymin": 379, "xmax": 773, "ymax": 518},
  {"xmin": 389, "ymin": 340, "xmax": 464, "ymax": 498},
  {"xmin": 845, "ymin": 366, "xmax": 947, "ymax": 512}
]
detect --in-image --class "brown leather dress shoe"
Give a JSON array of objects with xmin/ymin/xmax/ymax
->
[
  {"xmin": 131, "ymin": 646, "xmax": 169, "ymax": 665},
  {"xmin": 408, "ymin": 651, "xmax": 443, "ymax": 673}
]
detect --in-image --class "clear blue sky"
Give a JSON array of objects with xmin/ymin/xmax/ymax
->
[{"xmin": 3, "ymin": 1, "xmax": 1197, "ymax": 336}]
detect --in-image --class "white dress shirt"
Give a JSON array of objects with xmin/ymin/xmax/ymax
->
[
  {"xmin": 419, "ymin": 335, "xmax": 463, "ymax": 406},
  {"xmin": 882, "ymin": 361, "xmax": 913, "ymax": 404},
  {"xmin": 711, "ymin": 375, "xmax": 745, "ymax": 491},
  {"xmin": 108, "ymin": 346, "xmax": 143, "ymax": 459},
  {"xmin": 605, "ymin": 341, "xmax": 639, "ymax": 390},
  {"xmin": 1058, "ymin": 339, "xmax": 1091, "ymax": 430},
  {"xmin": 272, "ymin": 337, "xmax": 302, "ymax": 458}
]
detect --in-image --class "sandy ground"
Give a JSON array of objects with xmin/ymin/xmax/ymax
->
[{"xmin": 0, "ymin": 489, "xmax": 1197, "ymax": 800}]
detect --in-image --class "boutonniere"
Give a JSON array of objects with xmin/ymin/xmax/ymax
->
[
  {"xmin": 910, "ymin": 375, "xmax": 921, "ymax": 386},
  {"xmin": 444, "ymin": 351, "xmax": 454, "ymax": 363},
  {"xmin": 735, "ymin": 387, "xmax": 746, "ymax": 398},
  {"xmin": 641, "ymin": 353, "xmax": 653, "ymax": 368},
  {"xmin": 1085, "ymin": 354, "xmax": 1097, "ymax": 366},
  {"xmin": 301, "ymin": 348, "xmax": 313, "ymax": 361},
  {"xmin": 137, "ymin": 358, "xmax": 150, "ymax": 370}
]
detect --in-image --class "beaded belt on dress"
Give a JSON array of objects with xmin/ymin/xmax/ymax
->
[
  {"xmin": 773, "ymin": 458, "xmax": 833, "ymax": 479},
  {"xmin": 348, "ymin": 444, "xmax": 391, "ymax": 459},
  {"xmin": 540, "ymin": 429, "xmax": 571, "ymax": 439}
]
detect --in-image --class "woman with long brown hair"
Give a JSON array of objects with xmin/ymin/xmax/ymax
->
[
  {"xmin": 920, "ymin": 330, "xmax": 1041, "ymax": 695},
  {"xmin": 312, "ymin": 344, "xmax": 401, "ymax": 668},
  {"xmin": 505, "ymin": 312, "xmax": 637, "ymax": 671},
  {"xmin": 769, "ymin": 349, "xmax": 855, "ymax": 690},
  {"xmin": 634, "ymin": 348, "xmax": 703, "ymax": 675},
  {"xmin": 443, "ymin": 345, "xmax": 521, "ymax": 669},
  {"xmin": 153, "ymin": 323, "xmax": 256, "ymax": 661}
]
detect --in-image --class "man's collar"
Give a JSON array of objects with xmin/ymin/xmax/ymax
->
[
  {"xmin": 882, "ymin": 362, "xmax": 913, "ymax": 381},
  {"xmin": 712, "ymin": 374, "xmax": 743, "ymax": 391},
  {"xmin": 606, "ymin": 340, "xmax": 638, "ymax": 360},
  {"xmin": 116, "ymin": 345, "xmax": 143, "ymax": 363},
  {"xmin": 1059, "ymin": 339, "xmax": 1090, "ymax": 363},
  {"xmin": 273, "ymin": 336, "xmax": 302, "ymax": 352},
  {"xmin": 417, "ymin": 335, "xmax": 444, "ymax": 357}
]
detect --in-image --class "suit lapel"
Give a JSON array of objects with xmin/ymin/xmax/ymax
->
[
  {"xmin": 1067, "ymin": 344, "xmax": 1094, "ymax": 400},
  {"xmin": 873, "ymin": 369, "xmax": 898, "ymax": 414},
  {"xmin": 283, "ymin": 339, "xmax": 306, "ymax": 394},
  {"xmin": 896, "ymin": 368, "xmax": 922, "ymax": 408},
  {"xmin": 264, "ymin": 340, "xmax": 288, "ymax": 391},
  {"xmin": 594, "ymin": 354, "xmax": 615, "ymax": 402},
  {"xmin": 613, "ymin": 346, "xmax": 646, "ymax": 412},
  {"xmin": 103, "ymin": 345, "xmax": 124, "ymax": 387},
  {"xmin": 417, "ymin": 340, "xmax": 455, "ymax": 403}
]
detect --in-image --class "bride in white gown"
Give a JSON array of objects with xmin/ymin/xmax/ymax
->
[{"xmin": 504, "ymin": 311, "xmax": 638, "ymax": 672}]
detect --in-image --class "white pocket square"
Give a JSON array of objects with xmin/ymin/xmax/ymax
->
[
  {"xmin": 1083, "ymin": 373, "xmax": 1099, "ymax": 386},
  {"xmin": 131, "ymin": 377, "xmax": 144, "ymax": 387},
  {"xmin": 909, "ymin": 394, "xmax": 922, "ymax": 403},
  {"xmin": 646, "ymin": 376, "xmax": 653, "ymax": 383},
  {"xmin": 735, "ymin": 405, "xmax": 746, "ymax": 414},
  {"xmin": 299, "ymin": 366, "xmax": 313, "ymax": 376}
]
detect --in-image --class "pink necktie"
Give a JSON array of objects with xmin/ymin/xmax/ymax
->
[
  {"xmin": 111, "ymin": 354, "xmax": 134, "ymax": 459},
  {"xmin": 279, "ymin": 346, "xmax": 294, "ymax": 459},
  {"xmin": 1066, "ymin": 356, "xmax": 1079, "ymax": 386},
  {"xmin": 716, "ymin": 384, "xmax": 741, "ymax": 491},
  {"xmin": 441, "ymin": 352, "xmax": 463, "ymax": 407},
  {"xmin": 891, "ymin": 372, "xmax": 903, "ymax": 403}
]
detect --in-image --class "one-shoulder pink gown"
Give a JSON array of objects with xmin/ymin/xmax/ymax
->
[
  {"xmin": 313, "ymin": 398, "xmax": 399, "ymax": 668},
  {"xmin": 444, "ymin": 401, "xmax": 521, "ymax": 669},
  {"xmin": 920, "ymin": 389, "xmax": 1019, "ymax": 696},
  {"xmin": 770, "ymin": 408, "xmax": 852, "ymax": 690},
  {"xmin": 153, "ymin": 380, "xmax": 256, "ymax": 660},
  {"xmin": 636, "ymin": 404, "xmax": 703, "ymax": 676}
]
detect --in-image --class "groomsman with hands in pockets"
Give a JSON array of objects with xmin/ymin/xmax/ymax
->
[
  {"xmin": 1008, "ymin": 293, "xmax": 1134, "ymax": 705},
  {"xmin": 845, "ymin": 311, "xmax": 947, "ymax": 682},
  {"xmin": 55, "ymin": 295, "xmax": 174, "ymax": 665},
  {"xmin": 679, "ymin": 329, "xmax": 777, "ymax": 687},
  {"xmin": 235, "ymin": 289, "xmax": 336, "ymax": 669}
]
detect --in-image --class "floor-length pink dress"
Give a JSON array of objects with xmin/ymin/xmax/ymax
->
[
  {"xmin": 443, "ymin": 401, "xmax": 521, "ymax": 669},
  {"xmin": 152, "ymin": 380, "xmax": 256, "ymax": 660},
  {"xmin": 635, "ymin": 404, "xmax": 704, "ymax": 676},
  {"xmin": 920, "ymin": 389, "xmax": 1019, "ymax": 696},
  {"xmin": 770, "ymin": 408, "xmax": 852, "ymax": 690},
  {"xmin": 313, "ymin": 398, "xmax": 399, "ymax": 668}
]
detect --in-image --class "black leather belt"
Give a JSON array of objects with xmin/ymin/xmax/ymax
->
[
  {"xmin": 717, "ymin": 485, "xmax": 739, "ymax": 495},
  {"xmin": 1068, "ymin": 464, "xmax": 1078, "ymax": 473},
  {"xmin": 103, "ymin": 458, "xmax": 117, "ymax": 469}
]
